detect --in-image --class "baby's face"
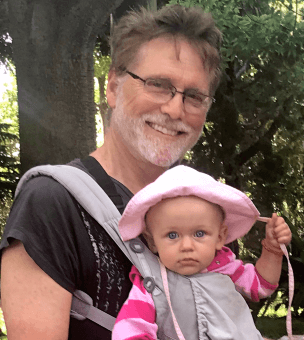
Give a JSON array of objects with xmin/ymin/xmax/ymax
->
[{"xmin": 146, "ymin": 196, "xmax": 227, "ymax": 276}]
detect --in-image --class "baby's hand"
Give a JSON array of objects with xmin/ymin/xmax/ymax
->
[{"xmin": 265, "ymin": 213, "xmax": 292, "ymax": 249}]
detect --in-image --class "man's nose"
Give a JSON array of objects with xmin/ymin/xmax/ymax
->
[{"xmin": 160, "ymin": 92, "xmax": 185, "ymax": 121}]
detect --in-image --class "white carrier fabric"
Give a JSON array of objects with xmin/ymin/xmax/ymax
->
[{"xmin": 16, "ymin": 165, "xmax": 263, "ymax": 340}]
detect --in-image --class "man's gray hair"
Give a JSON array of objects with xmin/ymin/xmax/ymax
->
[{"xmin": 109, "ymin": 4, "xmax": 222, "ymax": 95}]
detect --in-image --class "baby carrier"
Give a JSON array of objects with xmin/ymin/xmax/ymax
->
[{"xmin": 15, "ymin": 162, "xmax": 293, "ymax": 340}]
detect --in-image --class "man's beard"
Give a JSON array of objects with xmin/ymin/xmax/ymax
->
[{"xmin": 111, "ymin": 93, "xmax": 202, "ymax": 167}]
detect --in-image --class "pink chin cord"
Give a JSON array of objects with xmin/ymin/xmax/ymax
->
[
  {"xmin": 158, "ymin": 258, "xmax": 186, "ymax": 340},
  {"xmin": 257, "ymin": 217, "xmax": 295, "ymax": 340}
]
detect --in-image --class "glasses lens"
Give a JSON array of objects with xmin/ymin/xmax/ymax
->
[
  {"xmin": 144, "ymin": 78, "xmax": 173, "ymax": 102},
  {"xmin": 184, "ymin": 90, "xmax": 212, "ymax": 115},
  {"xmin": 141, "ymin": 76, "xmax": 213, "ymax": 114}
]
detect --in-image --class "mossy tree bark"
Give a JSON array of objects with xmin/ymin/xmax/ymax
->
[{"xmin": 8, "ymin": 0, "xmax": 124, "ymax": 174}]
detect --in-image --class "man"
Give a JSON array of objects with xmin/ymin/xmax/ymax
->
[{"xmin": 0, "ymin": 5, "xmax": 221, "ymax": 339}]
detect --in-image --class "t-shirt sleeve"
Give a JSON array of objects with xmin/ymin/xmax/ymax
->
[{"xmin": 0, "ymin": 175, "xmax": 87, "ymax": 293}]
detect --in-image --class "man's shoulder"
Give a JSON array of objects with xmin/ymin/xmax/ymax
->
[
  {"xmin": 18, "ymin": 159, "xmax": 86, "ymax": 198},
  {"xmin": 66, "ymin": 158, "xmax": 87, "ymax": 171},
  {"xmin": 15, "ymin": 168, "xmax": 77, "ymax": 208}
]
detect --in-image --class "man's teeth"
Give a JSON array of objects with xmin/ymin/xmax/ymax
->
[{"xmin": 149, "ymin": 123, "xmax": 179, "ymax": 136}]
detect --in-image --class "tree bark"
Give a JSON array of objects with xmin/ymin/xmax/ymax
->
[{"xmin": 8, "ymin": 0, "xmax": 124, "ymax": 174}]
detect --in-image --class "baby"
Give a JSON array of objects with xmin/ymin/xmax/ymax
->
[{"xmin": 113, "ymin": 165, "xmax": 292, "ymax": 340}]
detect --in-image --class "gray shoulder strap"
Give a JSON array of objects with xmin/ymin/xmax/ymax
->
[
  {"xmin": 16, "ymin": 164, "xmax": 128, "ymax": 258},
  {"xmin": 16, "ymin": 164, "xmax": 159, "ymax": 331},
  {"xmin": 71, "ymin": 290, "xmax": 116, "ymax": 331}
]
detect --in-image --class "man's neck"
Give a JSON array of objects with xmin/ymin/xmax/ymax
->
[{"xmin": 90, "ymin": 134, "xmax": 167, "ymax": 194}]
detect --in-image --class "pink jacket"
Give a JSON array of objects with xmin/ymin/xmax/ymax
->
[{"xmin": 112, "ymin": 247, "xmax": 277, "ymax": 340}]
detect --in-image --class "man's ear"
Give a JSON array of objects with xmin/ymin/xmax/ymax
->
[
  {"xmin": 216, "ymin": 224, "xmax": 228, "ymax": 251},
  {"xmin": 106, "ymin": 69, "xmax": 119, "ymax": 109}
]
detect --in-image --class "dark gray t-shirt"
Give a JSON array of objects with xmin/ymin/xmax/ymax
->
[{"xmin": 0, "ymin": 159, "xmax": 133, "ymax": 339}]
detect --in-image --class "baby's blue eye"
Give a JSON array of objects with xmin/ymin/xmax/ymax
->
[
  {"xmin": 195, "ymin": 230, "xmax": 205, "ymax": 238},
  {"xmin": 168, "ymin": 232, "xmax": 178, "ymax": 239}
]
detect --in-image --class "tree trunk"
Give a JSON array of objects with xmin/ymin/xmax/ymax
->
[{"xmin": 8, "ymin": 0, "xmax": 124, "ymax": 174}]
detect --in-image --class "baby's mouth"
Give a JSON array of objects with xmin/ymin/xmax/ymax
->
[{"xmin": 179, "ymin": 258, "xmax": 198, "ymax": 263}]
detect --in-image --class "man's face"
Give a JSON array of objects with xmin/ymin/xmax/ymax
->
[{"xmin": 108, "ymin": 37, "xmax": 211, "ymax": 167}]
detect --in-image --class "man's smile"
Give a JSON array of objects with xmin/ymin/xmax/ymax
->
[{"xmin": 146, "ymin": 121, "xmax": 186, "ymax": 137}]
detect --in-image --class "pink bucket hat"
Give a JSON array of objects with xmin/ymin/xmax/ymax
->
[{"xmin": 118, "ymin": 165, "xmax": 260, "ymax": 244}]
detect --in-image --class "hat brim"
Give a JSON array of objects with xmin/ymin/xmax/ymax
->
[{"xmin": 119, "ymin": 166, "xmax": 260, "ymax": 244}]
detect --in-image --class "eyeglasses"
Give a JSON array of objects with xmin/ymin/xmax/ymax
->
[{"xmin": 125, "ymin": 70, "xmax": 215, "ymax": 115}]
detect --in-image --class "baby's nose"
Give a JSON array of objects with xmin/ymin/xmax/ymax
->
[{"xmin": 180, "ymin": 236, "xmax": 194, "ymax": 251}]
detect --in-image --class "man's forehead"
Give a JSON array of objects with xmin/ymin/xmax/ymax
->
[
  {"xmin": 131, "ymin": 37, "xmax": 209, "ymax": 86},
  {"xmin": 137, "ymin": 36, "xmax": 199, "ymax": 63}
]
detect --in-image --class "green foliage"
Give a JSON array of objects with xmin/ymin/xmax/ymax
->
[
  {"xmin": 93, "ymin": 51, "xmax": 111, "ymax": 109},
  {"xmin": 94, "ymin": 48, "xmax": 112, "ymax": 141},
  {"xmin": 0, "ymin": 308, "xmax": 7, "ymax": 338},
  {"xmin": 0, "ymin": 69, "xmax": 19, "ymax": 235},
  {"xmin": 0, "ymin": 123, "xmax": 19, "ymax": 235},
  {"xmin": 0, "ymin": 123, "xmax": 19, "ymax": 197},
  {"xmin": 0, "ymin": 70, "xmax": 18, "ymax": 135},
  {"xmin": 0, "ymin": 0, "xmax": 13, "ymax": 67},
  {"xmin": 256, "ymin": 315, "xmax": 304, "ymax": 339},
  {"xmin": 94, "ymin": 53, "xmax": 111, "ymax": 79},
  {"xmin": 171, "ymin": 0, "xmax": 304, "ymax": 318}
]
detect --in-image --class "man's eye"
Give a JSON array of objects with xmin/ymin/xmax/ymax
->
[
  {"xmin": 195, "ymin": 230, "xmax": 205, "ymax": 238},
  {"xmin": 185, "ymin": 92, "xmax": 207, "ymax": 106},
  {"xmin": 168, "ymin": 232, "xmax": 178, "ymax": 239},
  {"xmin": 146, "ymin": 79, "xmax": 171, "ymax": 91}
]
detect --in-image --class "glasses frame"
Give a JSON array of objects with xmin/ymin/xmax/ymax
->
[{"xmin": 125, "ymin": 70, "xmax": 215, "ymax": 112}]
